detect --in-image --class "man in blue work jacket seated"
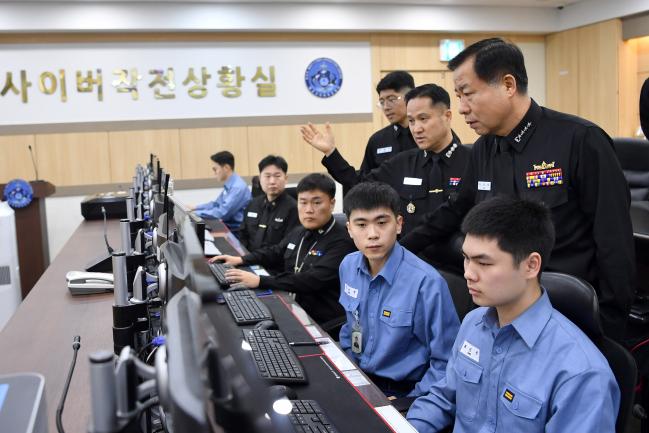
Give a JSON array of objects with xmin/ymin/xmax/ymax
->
[
  {"xmin": 191, "ymin": 150, "xmax": 251, "ymax": 231},
  {"xmin": 338, "ymin": 181, "xmax": 460, "ymax": 400},
  {"xmin": 407, "ymin": 196, "xmax": 619, "ymax": 433}
]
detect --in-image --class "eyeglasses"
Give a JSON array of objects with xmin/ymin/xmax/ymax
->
[{"xmin": 376, "ymin": 95, "xmax": 403, "ymax": 108}]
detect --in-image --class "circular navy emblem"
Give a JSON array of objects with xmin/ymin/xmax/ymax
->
[
  {"xmin": 3, "ymin": 179, "xmax": 33, "ymax": 209},
  {"xmin": 305, "ymin": 58, "xmax": 343, "ymax": 98}
]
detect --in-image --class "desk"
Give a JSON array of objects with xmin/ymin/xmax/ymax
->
[
  {"xmin": 0, "ymin": 219, "xmax": 412, "ymax": 433},
  {"xmin": 0, "ymin": 220, "xmax": 115, "ymax": 433}
]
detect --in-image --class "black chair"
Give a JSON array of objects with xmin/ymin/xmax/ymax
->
[
  {"xmin": 285, "ymin": 186, "xmax": 297, "ymax": 200},
  {"xmin": 332, "ymin": 212, "xmax": 347, "ymax": 227},
  {"xmin": 438, "ymin": 269, "xmax": 474, "ymax": 321},
  {"xmin": 250, "ymin": 175, "xmax": 263, "ymax": 198},
  {"xmin": 613, "ymin": 137, "xmax": 649, "ymax": 202},
  {"xmin": 541, "ymin": 272, "xmax": 638, "ymax": 433}
]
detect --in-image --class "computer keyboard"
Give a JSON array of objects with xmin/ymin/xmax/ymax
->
[
  {"xmin": 208, "ymin": 261, "xmax": 235, "ymax": 286},
  {"xmin": 288, "ymin": 400, "xmax": 339, "ymax": 433},
  {"xmin": 224, "ymin": 290, "xmax": 273, "ymax": 324},
  {"xmin": 244, "ymin": 329, "xmax": 307, "ymax": 384}
]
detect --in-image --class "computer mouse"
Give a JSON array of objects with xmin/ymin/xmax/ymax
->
[
  {"xmin": 255, "ymin": 320, "xmax": 278, "ymax": 330},
  {"xmin": 268, "ymin": 384, "xmax": 298, "ymax": 400}
]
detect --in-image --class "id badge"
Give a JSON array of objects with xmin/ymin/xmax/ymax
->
[{"xmin": 351, "ymin": 330, "xmax": 363, "ymax": 354}]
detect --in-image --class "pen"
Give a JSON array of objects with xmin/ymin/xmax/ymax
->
[{"xmin": 288, "ymin": 341, "xmax": 327, "ymax": 347}]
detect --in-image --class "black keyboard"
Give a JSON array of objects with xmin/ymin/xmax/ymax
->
[
  {"xmin": 244, "ymin": 329, "xmax": 307, "ymax": 384},
  {"xmin": 224, "ymin": 290, "xmax": 273, "ymax": 324},
  {"xmin": 289, "ymin": 400, "xmax": 339, "ymax": 433},
  {"xmin": 208, "ymin": 261, "xmax": 234, "ymax": 286},
  {"xmin": 213, "ymin": 237, "xmax": 240, "ymax": 256}
]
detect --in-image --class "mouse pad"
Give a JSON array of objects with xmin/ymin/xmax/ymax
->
[{"xmin": 293, "ymin": 354, "xmax": 394, "ymax": 433}]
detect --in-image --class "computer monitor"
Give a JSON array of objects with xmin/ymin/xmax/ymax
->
[
  {"xmin": 158, "ymin": 218, "xmax": 293, "ymax": 433},
  {"xmin": 169, "ymin": 195, "xmax": 206, "ymax": 250}
]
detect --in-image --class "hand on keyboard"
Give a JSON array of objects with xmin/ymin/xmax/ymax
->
[{"xmin": 209, "ymin": 254, "xmax": 243, "ymax": 266}]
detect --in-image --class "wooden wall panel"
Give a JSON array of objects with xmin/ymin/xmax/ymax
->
[
  {"xmin": 246, "ymin": 125, "xmax": 319, "ymax": 176},
  {"xmin": 108, "ymin": 129, "xmax": 181, "ymax": 183},
  {"xmin": 320, "ymin": 121, "xmax": 376, "ymax": 170},
  {"xmin": 577, "ymin": 20, "xmax": 620, "ymax": 136},
  {"xmin": 179, "ymin": 127, "xmax": 249, "ymax": 179},
  {"xmin": 619, "ymin": 38, "xmax": 638, "ymax": 137},
  {"xmin": 35, "ymin": 132, "xmax": 110, "ymax": 186},
  {"xmin": 545, "ymin": 29, "xmax": 579, "ymax": 115},
  {"xmin": 637, "ymin": 36, "xmax": 649, "ymax": 74},
  {"xmin": 0, "ymin": 135, "xmax": 36, "ymax": 183}
]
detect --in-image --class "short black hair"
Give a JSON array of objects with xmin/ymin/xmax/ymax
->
[
  {"xmin": 376, "ymin": 71, "xmax": 415, "ymax": 94},
  {"xmin": 343, "ymin": 182, "xmax": 400, "ymax": 219},
  {"xmin": 296, "ymin": 173, "xmax": 336, "ymax": 199},
  {"xmin": 258, "ymin": 155, "xmax": 288, "ymax": 174},
  {"xmin": 210, "ymin": 151, "xmax": 235, "ymax": 170},
  {"xmin": 404, "ymin": 83, "xmax": 451, "ymax": 109},
  {"xmin": 461, "ymin": 196, "xmax": 555, "ymax": 277},
  {"xmin": 448, "ymin": 37, "xmax": 528, "ymax": 94}
]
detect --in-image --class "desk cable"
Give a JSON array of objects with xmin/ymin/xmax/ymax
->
[{"xmin": 56, "ymin": 335, "xmax": 81, "ymax": 433}]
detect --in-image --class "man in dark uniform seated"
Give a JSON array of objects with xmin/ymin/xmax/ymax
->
[
  {"xmin": 400, "ymin": 37, "xmax": 635, "ymax": 342},
  {"xmin": 210, "ymin": 174, "xmax": 356, "ymax": 328},
  {"xmin": 238, "ymin": 155, "xmax": 299, "ymax": 267}
]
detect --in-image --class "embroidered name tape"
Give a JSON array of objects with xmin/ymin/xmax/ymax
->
[
  {"xmin": 344, "ymin": 283, "xmax": 358, "ymax": 298},
  {"xmin": 287, "ymin": 243, "xmax": 296, "ymax": 250},
  {"xmin": 403, "ymin": 177, "xmax": 423, "ymax": 186},
  {"xmin": 377, "ymin": 146, "xmax": 392, "ymax": 154},
  {"xmin": 478, "ymin": 181, "xmax": 491, "ymax": 191},
  {"xmin": 274, "ymin": 217, "xmax": 284, "ymax": 222},
  {"xmin": 247, "ymin": 211, "xmax": 258, "ymax": 218},
  {"xmin": 460, "ymin": 340, "xmax": 480, "ymax": 363}
]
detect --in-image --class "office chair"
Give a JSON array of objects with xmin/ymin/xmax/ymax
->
[
  {"xmin": 613, "ymin": 137, "xmax": 649, "ymax": 201},
  {"xmin": 285, "ymin": 186, "xmax": 297, "ymax": 200},
  {"xmin": 332, "ymin": 212, "xmax": 347, "ymax": 226},
  {"xmin": 541, "ymin": 272, "xmax": 638, "ymax": 433},
  {"xmin": 437, "ymin": 269, "xmax": 474, "ymax": 321},
  {"xmin": 250, "ymin": 175, "xmax": 263, "ymax": 198}
]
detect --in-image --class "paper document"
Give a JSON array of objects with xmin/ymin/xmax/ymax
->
[{"xmin": 375, "ymin": 405, "xmax": 418, "ymax": 433}]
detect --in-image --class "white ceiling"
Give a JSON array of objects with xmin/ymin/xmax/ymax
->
[{"xmin": 0, "ymin": 0, "xmax": 586, "ymax": 5}]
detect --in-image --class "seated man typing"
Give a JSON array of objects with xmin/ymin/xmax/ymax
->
[
  {"xmin": 407, "ymin": 196, "xmax": 619, "ymax": 433},
  {"xmin": 192, "ymin": 150, "xmax": 251, "ymax": 231},
  {"xmin": 339, "ymin": 182, "xmax": 459, "ymax": 398},
  {"xmin": 210, "ymin": 173, "xmax": 356, "ymax": 326}
]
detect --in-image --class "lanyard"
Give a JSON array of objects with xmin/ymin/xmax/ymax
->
[{"xmin": 293, "ymin": 219, "xmax": 335, "ymax": 273}]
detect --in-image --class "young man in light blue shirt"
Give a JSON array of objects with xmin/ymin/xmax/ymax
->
[
  {"xmin": 407, "ymin": 196, "xmax": 620, "ymax": 433},
  {"xmin": 192, "ymin": 150, "xmax": 251, "ymax": 231},
  {"xmin": 338, "ymin": 182, "xmax": 459, "ymax": 399}
]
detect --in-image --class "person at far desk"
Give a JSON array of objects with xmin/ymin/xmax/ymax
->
[
  {"xmin": 238, "ymin": 155, "xmax": 299, "ymax": 256},
  {"xmin": 301, "ymin": 84, "xmax": 470, "ymax": 237},
  {"xmin": 338, "ymin": 182, "xmax": 459, "ymax": 400},
  {"xmin": 400, "ymin": 38, "xmax": 635, "ymax": 342},
  {"xmin": 407, "ymin": 197, "xmax": 619, "ymax": 433},
  {"xmin": 210, "ymin": 174, "xmax": 356, "ymax": 327},
  {"xmin": 190, "ymin": 150, "xmax": 251, "ymax": 232}
]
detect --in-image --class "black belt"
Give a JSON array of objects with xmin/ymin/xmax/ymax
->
[{"xmin": 365, "ymin": 373, "xmax": 417, "ymax": 393}]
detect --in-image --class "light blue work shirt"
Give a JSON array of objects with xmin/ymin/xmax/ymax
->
[
  {"xmin": 338, "ymin": 242, "xmax": 460, "ymax": 397},
  {"xmin": 194, "ymin": 173, "xmax": 251, "ymax": 230},
  {"xmin": 407, "ymin": 289, "xmax": 620, "ymax": 433}
]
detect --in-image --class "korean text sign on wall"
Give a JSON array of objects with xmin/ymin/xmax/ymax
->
[{"xmin": 0, "ymin": 41, "xmax": 372, "ymax": 127}]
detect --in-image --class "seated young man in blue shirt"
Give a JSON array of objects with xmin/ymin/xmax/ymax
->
[
  {"xmin": 407, "ymin": 196, "xmax": 620, "ymax": 433},
  {"xmin": 338, "ymin": 182, "xmax": 460, "ymax": 399},
  {"xmin": 191, "ymin": 150, "xmax": 251, "ymax": 231}
]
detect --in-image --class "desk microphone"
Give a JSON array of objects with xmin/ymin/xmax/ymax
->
[
  {"xmin": 102, "ymin": 206, "xmax": 114, "ymax": 254},
  {"xmin": 28, "ymin": 144, "xmax": 39, "ymax": 181}
]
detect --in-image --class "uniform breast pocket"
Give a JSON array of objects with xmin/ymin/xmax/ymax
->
[
  {"xmin": 453, "ymin": 355, "xmax": 483, "ymax": 422},
  {"xmin": 399, "ymin": 183, "xmax": 427, "ymax": 201},
  {"xmin": 378, "ymin": 307, "xmax": 413, "ymax": 351},
  {"xmin": 522, "ymin": 184, "xmax": 569, "ymax": 209},
  {"xmin": 499, "ymin": 382, "xmax": 543, "ymax": 430}
]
